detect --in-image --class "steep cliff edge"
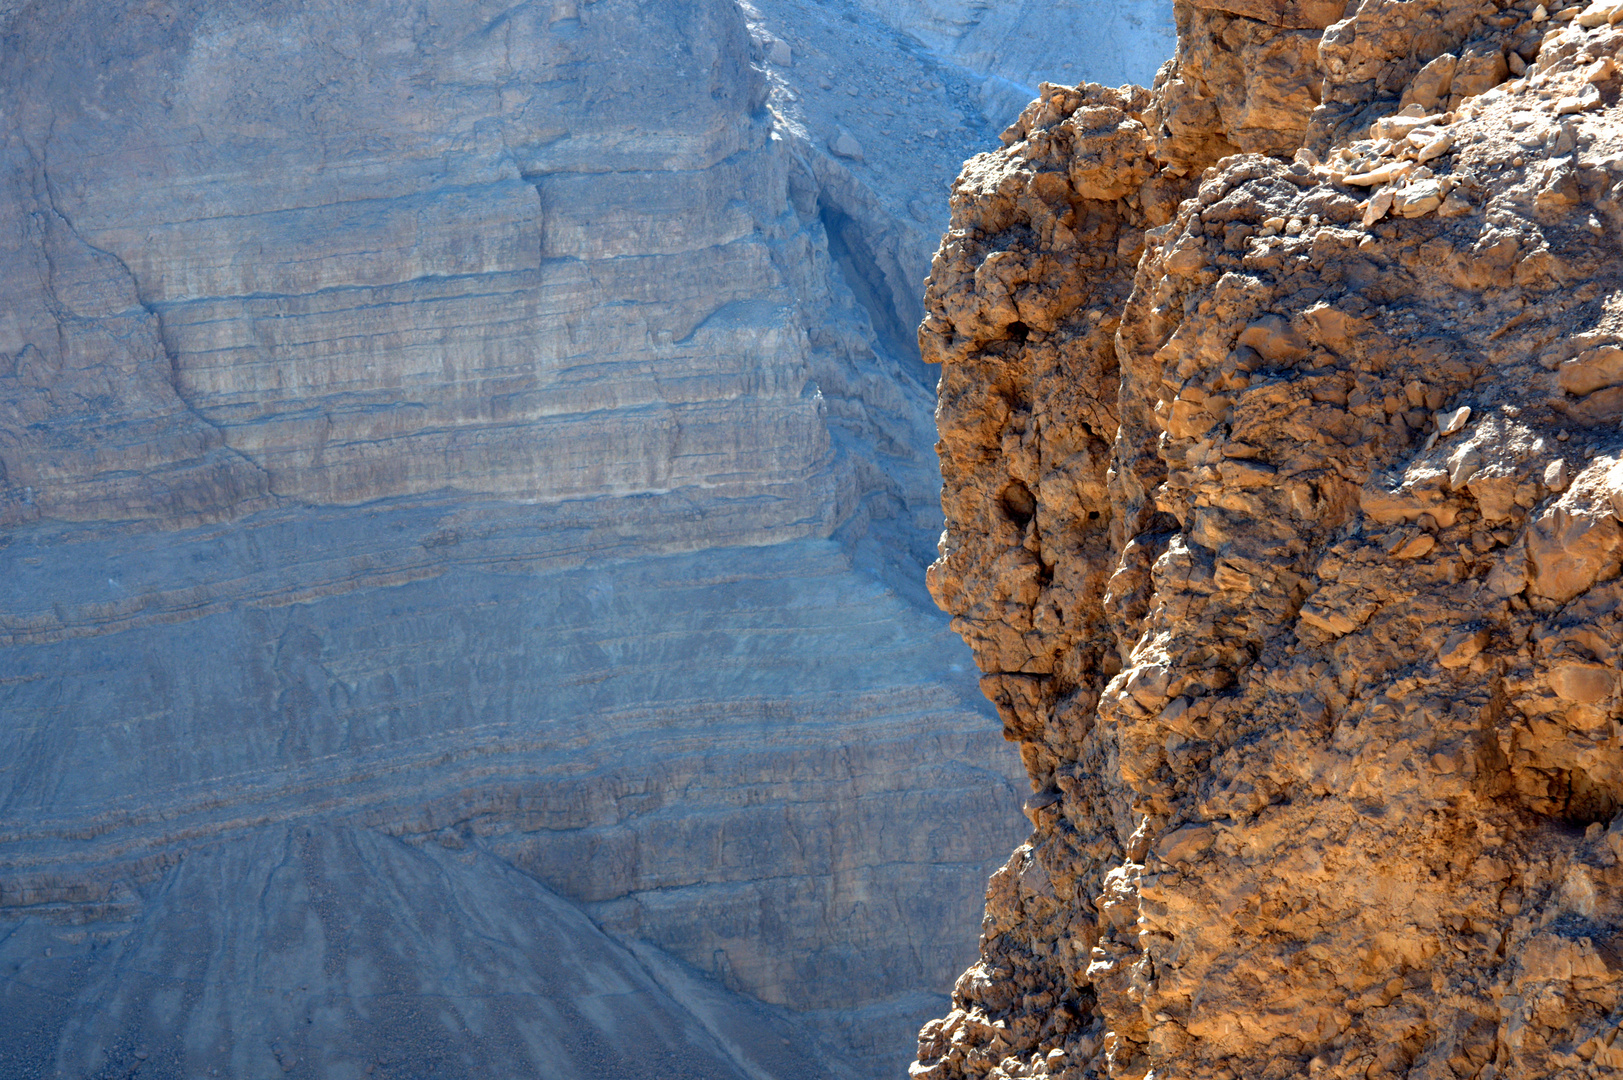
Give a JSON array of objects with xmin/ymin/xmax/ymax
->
[{"xmin": 917, "ymin": 1, "xmax": 1623, "ymax": 1077}]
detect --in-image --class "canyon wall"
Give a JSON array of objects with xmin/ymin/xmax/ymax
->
[
  {"xmin": 848, "ymin": 0, "xmax": 1174, "ymax": 95},
  {"xmin": 0, "ymin": 0, "xmax": 1181, "ymax": 1075},
  {"xmin": 915, "ymin": 0, "xmax": 1623, "ymax": 1077}
]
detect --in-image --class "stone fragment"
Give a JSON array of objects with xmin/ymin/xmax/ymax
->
[
  {"xmin": 1022, "ymin": 789, "xmax": 1063, "ymax": 823},
  {"xmin": 768, "ymin": 38, "xmax": 793, "ymax": 66},
  {"xmin": 1344, "ymin": 162, "xmax": 1405, "ymax": 186},
  {"xmin": 1362, "ymin": 186, "xmax": 1396, "ymax": 225},
  {"xmin": 1402, "ymin": 54, "xmax": 1458, "ymax": 111},
  {"xmin": 1237, "ymin": 315, "xmax": 1308, "ymax": 363},
  {"xmin": 1562, "ymin": 385, "xmax": 1623, "ymax": 423},
  {"xmin": 1302, "ymin": 303, "xmax": 1365, "ymax": 348},
  {"xmin": 1469, "ymin": 472, "xmax": 1520, "ymax": 523},
  {"xmin": 1438, "ymin": 626, "xmax": 1489, "ymax": 668},
  {"xmin": 1164, "ymin": 236, "xmax": 1209, "ymax": 274},
  {"xmin": 1415, "ymin": 131, "xmax": 1454, "ymax": 164},
  {"xmin": 1551, "ymin": 662, "xmax": 1616, "ymax": 702},
  {"xmin": 1155, "ymin": 824, "xmax": 1215, "ymax": 864},
  {"xmin": 1218, "ymin": 458, "xmax": 1278, "ymax": 487},
  {"xmin": 1362, "ymin": 464, "xmax": 1461, "ymax": 526},
  {"xmin": 1451, "ymin": 42, "xmax": 1510, "ymax": 100},
  {"xmin": 1577, "ymin": 0, "xmax": 1623, "ymax": 27},
  {"xmin": 1557, "ymin": 84, "xmax": 1603, "ymax": 114},
  {"xmin": 1126, "ymin": 662, "xmax": 1173, "ymax": 709},
  {"xmin": 1393, "ymin": 531, "xmax": 1436, "ymax": 559},
  {"xmin": 1526, "ymin": 502, "xmax": 1622, "ymax": 602},
  {"xmin": 1398, "ymin": 178, "xmax": 1445, "ymax": 216},
  {"xmin": 1558, "ymin": 345, "xmax": 1623, "ymax": 395},
  {"xmin": 1437, "ymin": 405, "xmax": 1471, "ymax": 436},
  {"xmin": 1370, "ymin": 113, "xmax": 1446, "ymax": 140},
  {"xmin": 830, "ymin": 132, "xmax": 865, "ymax": 160},
  {"xmin": 1439, "ymin": 190, "xmax": 1473, "ymax": 216},
  {"xmin": 1167, "ymin": 397, "xmax": 1218, "ymax": 437},
  {"xmin": 1602, "ymin": 457, "xmax": 1623, "ymax": 521},
  {"xmin": 1214, "ymin": 560, "xmax": 1255, "ymax": 591},
  {"xmin": 1449, "ymin": 446, "xmax": 1482, "ymax": 489},
  {"xmin": 1298, "ymin": 603, "xmax": 1360, "ymax": 636},
  {"xmin": 1486, "ymin": 539, "xmax": 1530, "ymax": 597}
]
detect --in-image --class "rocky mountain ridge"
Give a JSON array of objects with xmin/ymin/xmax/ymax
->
[{"xmin": 914, "ymin": 0, "xmax": 1623, "ymax": 1076}]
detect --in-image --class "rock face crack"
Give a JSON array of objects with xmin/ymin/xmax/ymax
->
[{"xmin": 916, "ymin": 0, "xmax": 1623, "ymax": 1077}]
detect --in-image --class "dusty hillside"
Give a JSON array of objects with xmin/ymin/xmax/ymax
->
[{"xmin": 916, "ymin": 0, "xmax": 1623, "ymax": 1076}]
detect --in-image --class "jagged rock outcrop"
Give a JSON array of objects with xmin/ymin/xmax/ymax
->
[{"xmin": 916, "ymin": 1, "xmax": 1623, "ymax": 1077}]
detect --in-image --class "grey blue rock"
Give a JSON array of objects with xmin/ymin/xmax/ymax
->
[{"xmin": 0, "ymin": 0, "xmax": 1172, "ymax": 1075}]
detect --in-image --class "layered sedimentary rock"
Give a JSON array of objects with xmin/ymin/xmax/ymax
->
[
  {"xmin": 838, "ymin": 0, "xmax": 1176, "ymax": 117},
  {"xmin": 916, "ymin": 0, "xmax": 1623, "ymax": 1077},
  {"xmin": 0, "ymin": 0, "xmax": 1144, "ymax": 1073}
]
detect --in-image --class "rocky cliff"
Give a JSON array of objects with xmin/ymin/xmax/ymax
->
[
  {"xmin": 915, "ymin": 0, "xmax": 1623, "ymax": 1077},
  {"xmin": 0, "ymin": 0, "xmax": 1171, "ymax": 1076}
]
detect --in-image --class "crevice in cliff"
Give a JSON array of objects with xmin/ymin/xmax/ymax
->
[
  {"xmin": 816, "ymin": 196, "xmax": 931, "ymax": 388},
  {"xmin": 21, "ymin": 143, "xmax": 275, "ymax": 522}
]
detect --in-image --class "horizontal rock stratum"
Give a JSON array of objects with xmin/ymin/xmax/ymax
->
[
  {"xmin": 914, "ymin": 0, "xmax": 1623, "ymax": 1077},
  {"xmin": 0, "ymin": 0, "xmax": 1152, "ymax": 1074}
]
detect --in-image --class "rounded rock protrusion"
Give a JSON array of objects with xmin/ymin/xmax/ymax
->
[{"xmin": 830, "ymin": 133, "xmax": 864, "ymax": 161}]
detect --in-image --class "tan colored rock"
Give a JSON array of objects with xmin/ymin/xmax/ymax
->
[
  {"xmin": 1550, "ymin": 660, "xmax": 1616, "ymax": 702},
  {"xmin": 1397, "ymin": 177, "xmax": 1446, "ymax": 215},
  {"xmin": 1237, "ymin": 314, "xmax": 1309, "ymax": 362},
  {"xmin": 1402, "ymin": 53, "xmax": 1459, "ymax": 111},
  {"xmin": 1153, "ymin": 822, "xmax": 1216, "ymax": 863},
  {"xmin": 1438, "ymin": 625, "xmax": 1490, "ymax": 667},
  {"xmin": 1527, "ymin": 486, "xmax": 1623, "ymax": 603},
  {"xmin": 1558, "ymin": 344, "xmax": 1623, "ymax": 395},
  {"xmin": 1577, "ymin": 0, "xmax": 1623, "ymax": 27},
  {"xmin": 1451, "ymin": 40, "xmax": 1511, "ymax": 99},
  {"xmin": 1415, "ymin": 129, "xmax": 1455, "ymax": 163},
  {"xmin": 915, "ymin": 0, "xmax": 1623, "ymax": 1077}
]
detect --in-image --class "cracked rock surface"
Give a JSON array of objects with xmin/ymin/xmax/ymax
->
[{"xmin": 916, "ymin": 0, "xmax": 1623, "ymax": 1077}]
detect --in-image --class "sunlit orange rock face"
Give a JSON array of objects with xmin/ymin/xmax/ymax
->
[{"xmin": 916, "ymin": 1, "xmax": 1623, "ymax": 1076}]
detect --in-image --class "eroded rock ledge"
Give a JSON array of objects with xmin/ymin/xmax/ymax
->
[{"xmin": 916, "ymin": 0, "xmax": 1623, "ymax": 1076}]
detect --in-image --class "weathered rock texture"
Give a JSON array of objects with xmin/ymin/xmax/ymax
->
[
  {"xmin": 0, "ymin": 0, "xmax": 1173, "ymax": 1073},
  {"xmin": 916, "ymin": 0, "xmax": 1623, "ymax": 1077}
]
